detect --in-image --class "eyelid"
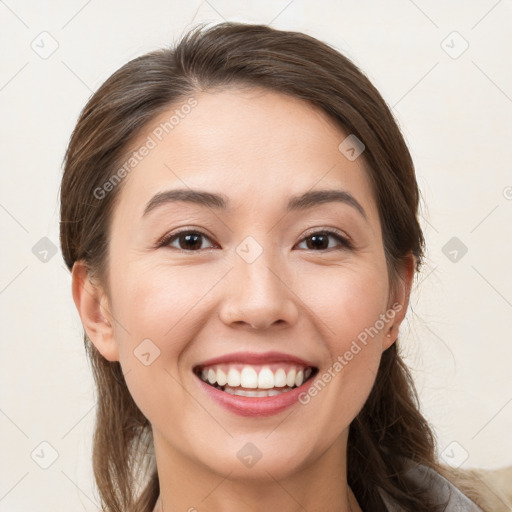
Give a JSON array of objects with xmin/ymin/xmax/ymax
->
[
  {"xmin": 301, "ymin": 226, "xmax": 351, "ymax": 242},
  {"xmin": 298, "ymin": 227, "xmax": 354, "ymax": 250},
  {"xmin": 155, "ymin": 227, "xmax": 216, "ymax": 249}
]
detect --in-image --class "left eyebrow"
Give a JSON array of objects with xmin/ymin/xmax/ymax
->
[
  {"xmin": 142, "ymin": 188, "xmax": 367, "ymax": 222},
  {"xmin": 287, "ymin": 189, "xmax": 368, "ymax": 222}
]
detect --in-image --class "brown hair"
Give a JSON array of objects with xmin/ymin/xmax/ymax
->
[{"xmin": 61, "ymin": 21, "xmax": 443, "ymax": 512}]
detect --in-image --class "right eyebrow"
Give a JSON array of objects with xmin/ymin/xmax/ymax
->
[{"xmin": 143, "ymin": 189, "xmax": 229, "ymax": 217}]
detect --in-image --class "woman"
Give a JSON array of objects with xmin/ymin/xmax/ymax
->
[{"xmin": 60, "ymin": 22, "xmax": 501, "ymax": 511}]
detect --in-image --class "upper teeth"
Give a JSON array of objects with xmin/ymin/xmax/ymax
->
[{"xmin": 199, "ymin": 365, "xmax": 313, "ymax": 389}]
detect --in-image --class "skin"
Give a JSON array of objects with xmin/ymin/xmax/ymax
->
[{"xmin": 72, "ymin": 87, "xmax": 414, "ymax": 512}]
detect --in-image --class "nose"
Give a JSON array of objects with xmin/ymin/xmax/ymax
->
[{"xmin": 218, "ymin": 248, "xmax": 299, "ymax": 330}]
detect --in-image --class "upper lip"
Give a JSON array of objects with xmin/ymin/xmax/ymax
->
[{"xmin": 195, "ymin": 351, "xmax": 317, "ymax": 369}]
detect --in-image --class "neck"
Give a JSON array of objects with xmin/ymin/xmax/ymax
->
[{"xmin": 151, "ymin": 429, "xmax": 361, "ymax": 512}]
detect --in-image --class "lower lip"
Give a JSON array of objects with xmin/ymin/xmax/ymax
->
[{"xmin": 197, "ymin": 376, "xmax": 315, "ymax": 417}]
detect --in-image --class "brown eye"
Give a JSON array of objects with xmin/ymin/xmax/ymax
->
[
  {"xmin": 297, "ymin": 230, "xmax": 352, "ymax": 251},
  {"xmin": 162, "ymin": 230, "xmax": 214, "ymax": 251}
]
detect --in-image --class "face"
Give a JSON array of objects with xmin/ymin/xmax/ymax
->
[{"xmin": 77, "ymin": 87, "xmax": 410, "ymax": 483}]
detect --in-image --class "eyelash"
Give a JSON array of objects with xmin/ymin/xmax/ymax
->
[{"xmin": 157, "ymin": 228, "xmax": 354, "ymax": 252}]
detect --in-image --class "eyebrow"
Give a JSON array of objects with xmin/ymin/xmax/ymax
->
[{"xmin": 142, "ymin": 188, "xmax": 367, "ymax": 221}]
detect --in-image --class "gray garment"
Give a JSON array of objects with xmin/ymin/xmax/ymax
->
[{"xmin": 378, "ymin": 460, "xmax": 485, "ymax": 511}]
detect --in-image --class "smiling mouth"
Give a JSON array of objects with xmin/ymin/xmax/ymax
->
[{"xmin": 193, "ymin": 364, "xmax": 318, "ymax": 397}]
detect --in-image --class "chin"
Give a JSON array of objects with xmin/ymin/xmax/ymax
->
[{"xmin": 194, "ymin": 438, "xmax": 317, "ymax": 482}]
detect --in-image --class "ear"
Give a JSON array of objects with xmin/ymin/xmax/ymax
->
[
  {"xmin": 71, "ymin": 261, "xmax": 119, "ymax": 362},
  {"xmin": 382, "ymin": 253, "xmax": 415, "ymax": 351}
]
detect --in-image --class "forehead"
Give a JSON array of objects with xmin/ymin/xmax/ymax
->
[{"xmin": 113, "ymin": 86, "xmax": 378, "ymax": 221}]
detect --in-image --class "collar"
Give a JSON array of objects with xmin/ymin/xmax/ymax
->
[{"xmin": 378, "ymin": 459, "xmax": 485, "ymax": 511}]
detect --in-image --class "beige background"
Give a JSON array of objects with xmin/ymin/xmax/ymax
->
[{"xmin": 1, "ymin": 0, "xmax": 511, "ymax": 510}]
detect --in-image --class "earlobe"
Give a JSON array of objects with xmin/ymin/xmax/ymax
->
[
  {"xmin": 382, "ymin": 253, "xmax": 416, "ymax": 351},
  {"xmin": 71, "ymin": 261, "xmax": 119, "ymax": 362}
]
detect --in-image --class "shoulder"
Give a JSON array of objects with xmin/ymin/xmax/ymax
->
[
  {"xmin": 438, "ymin": 464, "xmax": 512, "ymax": 512},
  {"xmin": 378, "ymin": 459, "xmax": 511, "ymax": 512}
]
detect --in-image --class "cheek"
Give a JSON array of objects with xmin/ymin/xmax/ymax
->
[
  {"xmin": 111, "ymin": 262, "xmax": 210, "ymax": 346},
  {"xmin": 295, "ymin": 262, "xmax": 388, "ymax": 410},
  {"xmin": 108, "ymin": 266, "xmax": 205, "ymax": 424},
  {"xmin": 296, "ymin": 259, "xmax": 389, "ymax": 346}
]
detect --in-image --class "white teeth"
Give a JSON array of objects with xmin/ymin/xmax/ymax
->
[
  {"xmin": 274, "ymin": 368, "xmax": 287, "ymax": 387},
  {"xmin": 216, "ymin": 368, "xmax": 227, "ymax": 386},
  {"xmin": 286, "ymin": 369, "xmax": 296, "ymax": 387},
  {"xmin": 227, "ymin": 368, "xmax": 241, "ymax": 387},
  {"xmin": 226, "ymin": 386, "xmax": 292, "ymax": 397},
  {"xmin": 257, "ymin": 367, "xmax": 274, "ymax": 389},
  {"xmin": 240, "ymin": 366, "xmax": 258, "ymax": 388},
  {"xmin": 199, "ymin": 364, "xmax": 315, "ymax": 392},
  {"xmin": 235, "ymin": 388, "xmax": 257, "ymax": 397},
  {"xmin": 207, "ymin": 369, "xmax": 217, "ymax": 385}
]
